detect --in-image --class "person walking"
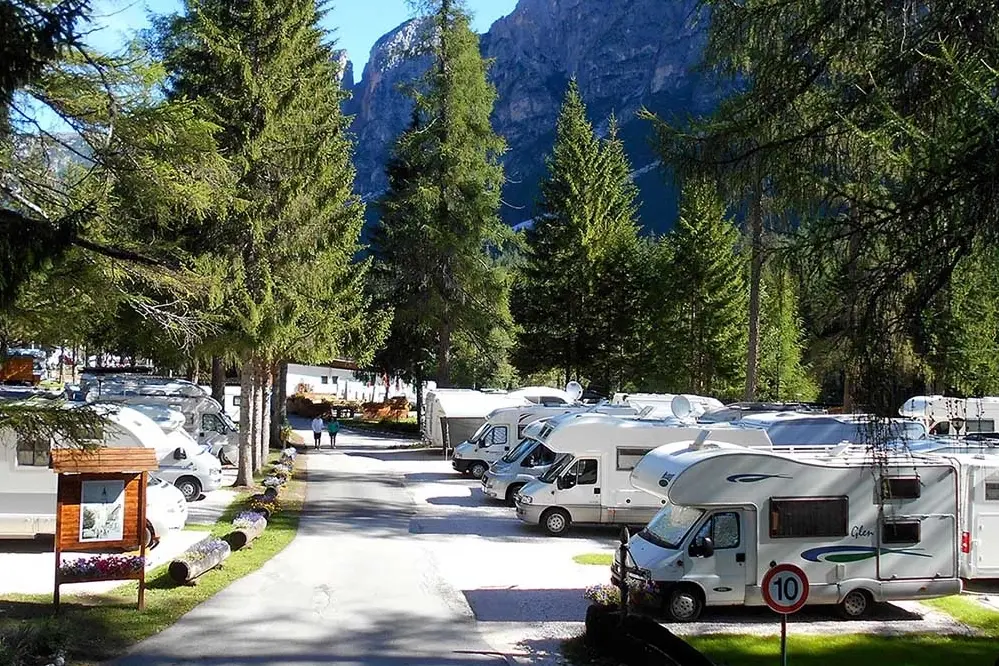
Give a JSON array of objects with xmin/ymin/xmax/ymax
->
[
  {"xmin": 311, "ymin": 415, "xmax": 324, "ymax": 450},
  {"xmin": 327, "ymin": 416, "xmax": 340, "ymax": 449}
]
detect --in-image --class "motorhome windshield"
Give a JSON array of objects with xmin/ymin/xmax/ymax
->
[
  {"xmin": 538, "ymin": 453, "xmax": 574, "ymax": 483},
  {"xmin": 468, "ymin": 423, "xmax": 490, "ymax": 444},
  {"xmin": 502, "ymin": 437, "xmax": 538, "ymax": 463},
  {"xmin": 220, "ymin": 412, "xmax": 237, "ymax": 432},
  {"xmin": 639, "ymin": 505, "xmax": 705, "ymax": 550}
]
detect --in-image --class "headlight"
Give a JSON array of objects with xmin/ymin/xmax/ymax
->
[{"xmin": 519, "ymin": 494, "xmax": 533, "ymax": 504}]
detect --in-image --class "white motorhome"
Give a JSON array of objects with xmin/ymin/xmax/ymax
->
[
  {"xmin": 0, "ymin": 404, "xmax": 189, "ymax": 546},
  {"xmin": 122, "ymin": 403, "xmax": 224, "ymax": 501},
  {"xmin": 612, "ymin": 393, "xmax": 724, "ymax": 416},
  {"xmin": 85, "ymin": 376, "xmax": 239, "ymax": 464},
  {"xmin": 900, "ymin": 395, "xmax": 999, "ymax": 436},
  {"xmin": 452, "ymin": 403, "xmax": 643, "ymax": 478},
  {"xmin": 615, "ymin": 441, "xmax": 962, "ymax": 621},
  {"xmin": 513, "ymin": 414, "xmax": 777, "ymax": 536}
]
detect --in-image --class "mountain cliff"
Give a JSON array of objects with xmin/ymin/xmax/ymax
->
[{"xmin": 344, "ymin": 0, "xmax": 722, "ymax": 233}]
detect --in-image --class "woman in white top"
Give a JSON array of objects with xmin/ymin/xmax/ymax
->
[{"xmin": 311, "ymin": 416, "xmax": 324, "ymax": 449}]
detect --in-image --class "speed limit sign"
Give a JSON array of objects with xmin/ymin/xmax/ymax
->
[{"xmin": 761, "ymin": 563, "xmax": 810, "ymax": 614}]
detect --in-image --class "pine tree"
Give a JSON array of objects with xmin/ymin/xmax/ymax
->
[
  {"xmin": 656, "ymin": 178, "xmax": 747, "ymax": 398},
  {"xmin": 757, "ymin": 264, "xmax": 818, "ymax": 401},
  {"xmin": 161, "ymin": 0, "xmax": 379, "ymax": 484},
  {"xmin": 512, "ymin": 84, "xmax": 647, "ymax": 393},
  {"xmin": 374, "ymin": 0, "xmax": 511, "ymax": 388}
]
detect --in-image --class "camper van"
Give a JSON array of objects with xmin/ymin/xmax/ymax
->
[
  {"xmin": 513, "ymin": 414, "xmax": 780, "ymax": 536},
  {"xmin": 123, "ymin": 404, "xmax": 224, "ymax": 501},
  {"xmin": 612, "ymin": 393, "xmax": 724, "ymax": 416},
  {"xmin": 900, "ymin": 395, "xmax": 999, "ymax": 436},
  {"xmin": 614, "ymin": 441, "xmax": 962, "ymax": 621},
  {"xmin": 85, "ymin": 376, "xmax": 239, "ymax": 464},
  {"xmin": 452, "ymin": 403, "xmax": 642, "ymax": 478},
  {"xmin": 0, "ymin": 404, "xmax": 190, "ymax": 546}
]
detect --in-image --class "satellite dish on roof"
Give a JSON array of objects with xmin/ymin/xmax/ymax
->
[
  {"xmin": 566, "ymin": 381, "xmax": 584, "ymax": 402},
  {"xmin": 672, "ymin": 395, "xmax": 693, "ymax": 419}
]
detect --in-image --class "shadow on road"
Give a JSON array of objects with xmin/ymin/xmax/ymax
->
[{"xmin": 464, "ymin": 587, "xmax": 589, "ymax": 623}]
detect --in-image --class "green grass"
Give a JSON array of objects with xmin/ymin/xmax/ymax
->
[
  {"xmin": 0, "ymin": 450, "xmax": 307, "ymax": 666},
  {"xmin": 573, "ymin": 553, "xmax": 613, "ymax": 566},
  {"xmin": 563, "ymin": 595, "xmax": 999, "ymax": 666}
]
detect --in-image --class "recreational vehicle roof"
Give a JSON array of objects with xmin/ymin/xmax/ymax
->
[
  {"xmin": 631, "ymin": 444, "xmax": 953, "ymax": 504},
  {"xmin": 736, "ymin": 413, "xmax": 928, "ymax": 445},
  {"xmin": 431, "ymin": 391, "xmax": 529, "ymax": 419},
  {"xmin": 506, "ymin": 386, "xmax": 576, "ymax": 405}
]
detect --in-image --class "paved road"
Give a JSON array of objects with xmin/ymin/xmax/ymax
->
[{"xmin": 114, "ymin": 431, "xmax": 509, "ymax": 666}]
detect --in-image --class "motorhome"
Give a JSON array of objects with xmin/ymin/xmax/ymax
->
[
  {"xmin": 452, "ymin": 403, "xmax": 643, "ymax": 478},
  {"xmin": 615, "ymin": 441, "xmax": 962, "ymax": 621},
  {"xmin": 900, "ymin": 395, "xmax": 999, "ymax": 436},
  {"xmin": 84, "ymin": 376, "xmax": 239, "ymax": 464},
  {"xmin": 0, "ymin": 404, "xmax": 190, "ymax": 546},
  {"xmin": 736, "ymin": 412, "xmax": 928, "ymax": 446},
  {"xmin": 611, "ymin": 393, "xmax": 724, "ymax": 416},
  {"xmin": 123, "ymin": 404, "xmax": 225, "ymax": 501},
  {"xmin": 513, "ymin": 414, "xmax": 777, "ymax": 536}
]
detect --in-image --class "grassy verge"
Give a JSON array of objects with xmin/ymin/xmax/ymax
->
[
  {"xmin": 342, "ymin": 417, "xmax": 420, "ymax": 438},
  {"xmin": 563, "ymin": 594, "xmax": 999, "ymax": 666},
  {"xmin": 573, "ymin": 553, "xmax": 613, "ymax": 566},
  {"xmin": 0, "ymin": 449, "xmax": 307, "ymax": 665}
]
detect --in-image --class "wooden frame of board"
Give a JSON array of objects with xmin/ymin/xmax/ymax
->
[{"xmin": 51, "ymin": 448, "xmax": 158, "ymax": 611}]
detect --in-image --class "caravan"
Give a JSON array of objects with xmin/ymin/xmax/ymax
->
[
  {"xmin": 900, "ymin": 395, "xmax": 999, "ymax": 436},
  {"xmin": 0, "ymin": 404, "xmax": 189, "ymax": 546},
  {"xmin": 513, "ymin": 414, "xmax": 776, "ymax": 535},
  {"xmin": 614, "ymin": 440, "xmax": 962, "ymax": 621},
  {"xmin": 452, "ymin": 403, "xmax": 641, "ymax": 478}
]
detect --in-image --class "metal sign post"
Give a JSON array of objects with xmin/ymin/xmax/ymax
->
[{"xmin": 761, "ymin": 563, "xmax": 810, "ymax": 666}]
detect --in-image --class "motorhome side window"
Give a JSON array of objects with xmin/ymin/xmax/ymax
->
[
  {"xmin": 696, "ymin": 512, "xmax": 741, "ymax": 549},
  {"xmin": 882, "ymin": 520, "xmax": 920, "ymax": 544},
  {"xmin": 986, "ymin": 483, "xmax": 999, "ymax": 501},
  {"xmin": 879, "ymin": 477, "xmax": 921, "ymax": 501},
  {"xmin": 616, "ymin": 448, "xmax": 652, "ymax": 471},
  {"xmin": 16, "ymin": 436, "xmax": 51, "ymax": 467},
  {"xmin": 769, "ymin": 497, "xmax": 848, "ymax": 539},
  {"xmin": 491, "ymin": 426, "xmax": 508, "ymax": 446},
  {"xmin": 967, "ymin": 419, "xmax": 996, "ymax": 434},
  {"xmin": 202, "ymin": 413, "xmax": 222, "ymax": 433}
]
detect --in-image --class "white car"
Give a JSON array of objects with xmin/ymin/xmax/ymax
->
[{"xmin": 146, "ymin": 474, "xmax": 188, "ymax": 548}]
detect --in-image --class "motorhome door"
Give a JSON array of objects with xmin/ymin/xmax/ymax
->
[
  {"xmin": 686, "ymin": 510, "xmax": 753, "ymax": 605},
  {"xmin": 974, "ymin": 471, "xmax": 999, "ymax": 577},
  {"xmin": 557, "ymin": 458, "xmax": 601, "ymax": 523}
]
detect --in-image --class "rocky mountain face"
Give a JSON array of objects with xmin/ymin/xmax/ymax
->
[{"xmin": 344, "ymin": 0, "xmax": 722, "ymax": 233}]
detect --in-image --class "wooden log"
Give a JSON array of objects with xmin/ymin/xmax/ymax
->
[
  {"xmin": 168, "ymin": 539, "xmax": 231, "ymax": 585},
  {"xmin": 263, "ymin": 487, "xmax": 278, "ymax": 499},
  {"xmin": 225, "ymin": 517, "xmax": 267, "ymax": 551}
]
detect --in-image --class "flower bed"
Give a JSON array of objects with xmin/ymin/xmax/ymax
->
[
  {"xmin": 59, "ymin": 555, "xmax": 144, "ymax": 583},
  {"xmin": 248, "ymin": 493, "xmax": 280, "ymax": 519},
  {"xmin": 262, "ymin": 475, "xmax": 284, "ymax": 489},
  {"xmin": 168, "ymin": 536, "xmax": 231, "ymax": 584},
  {"xmin": 226, "ymin": 511, "xmax": 268, "ymax": 551}
]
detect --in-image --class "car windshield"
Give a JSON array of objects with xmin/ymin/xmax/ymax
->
[
  {"xmin": 639, "ymin": 504, "xmax": 704, "ymax": 550},
  {"xmin": 502, "ymin": 437, "xmax": 537, "ymax": 463},
  {"xmin": 538, "ymin": 453, "xmax": 574, "ymax": 483}
]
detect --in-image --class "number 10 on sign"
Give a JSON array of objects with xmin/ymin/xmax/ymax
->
[{"xmin": 761, "ymin": 564, "xmax": 809, "ymax": 666}]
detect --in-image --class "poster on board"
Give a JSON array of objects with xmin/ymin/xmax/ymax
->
[{"xmin": 79, "ymin": 480, "xmax": 125, "ymax": 542}]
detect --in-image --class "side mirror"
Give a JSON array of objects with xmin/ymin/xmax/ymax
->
[
  {"xmin": 173, "ymin": 447, "xmax": 187, "ymax": 461},
  {"xmin": 690, "ymin": 536, "xmax": 715, "ymax": 558}
]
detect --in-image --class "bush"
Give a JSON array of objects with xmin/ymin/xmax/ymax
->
[{"xmin": 0, "ymin": 618, "xmax": 73, "ymax": 666}]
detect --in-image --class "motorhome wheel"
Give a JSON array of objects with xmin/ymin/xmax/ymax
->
[
  {"xmin": 542, "ymin": 508, "xmax": 571, "ymax": 536},
  {"xmin": 176, "ymin": 477, "xmax": 202, "ymax": 502},
  {"xmin": 837, "ymin": 589, "xmax": 872, "ymax": 619},
  {"xmin": 144, "ymin": 522, "xmax": 159, "ymax": 550},
  {"xmin": 469, "ymin": 462, "xmax": 488, "ymax": 480},
  {"xmin": 505, "ymin": 483, "xmax": 524, "ymax": 507},
  {"xmin": 664, "ymin": 585, "xmax": 704, "ymax": 622}
]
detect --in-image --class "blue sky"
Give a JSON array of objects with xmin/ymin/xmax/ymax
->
[{"xmin": 90, "ymin": 0, "xmax": 518, "ymax": 75}]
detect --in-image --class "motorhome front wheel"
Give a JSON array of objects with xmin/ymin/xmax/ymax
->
[
  {"xmin": 469, "ymin": 462, "xmax": 487, "ymax": 480},
  {"xmin": 176, "ymin": 477, "xmax": 202, "ymax": 502},
  {"xmin": 542, "ymin": 508, "xmax": 571, "ymax": 536},
  {"xmin": 837, "ymin": 589, "xmax": 872, "ymax": 619},
  {"xmin": 505, "ymin": 483, "xmax": 524, "ymax": 507},
  {"xmin": 664, "ymin": 585, "xmax": 704, "ymax": 622}
]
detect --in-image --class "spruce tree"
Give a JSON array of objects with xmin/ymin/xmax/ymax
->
[
  {"xmin": 757, "ymin": 264, "xmax": 818, "ymax": 401},
  {"xmin": 375, "ymin": 0, "xmax": 511, "ymax": 388},
  {"xmin": 161, "ymin": 0, "xmax": 378, "ymax": 483},
  {"xmin": 657, "ymin": 178, "xmax": 747, "ymax": 398}
]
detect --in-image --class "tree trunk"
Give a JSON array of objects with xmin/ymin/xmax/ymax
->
[
  {"xmin": 250, "ymin": 357, "xmax": 260, "ymax": 473},
  {"xmin": 744, "ymin": 180, "xmax": 764, "ymax": 402},
  {"xmin": 235, "ymin": 357, "xmax": 253, "ymax": 487},
  {"xmin": 415, "ymin": 365, "xmax": 424, "ymax": 435},
  {"xmin": 436, "ymin": 320, "xmax": 451, "ymax": 387},
  {"xmin": 186, "ymin": 357, "xmax": 200, "ymax": 383},
  {"xmin": 211, "ymin": 355, "xmax": 225, "ymax": 409},
  {"xmin": 269, "ymin": 362, "xmax": 282, "ymax": 449},
  {"xmin": 260, "ymin": 360, "xmax": 272, "ymax": 464}
]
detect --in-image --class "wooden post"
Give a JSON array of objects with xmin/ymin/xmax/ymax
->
[
  {"xmin": 53, "ymin": 479, "xmax": 63, "ymax": 613},
  {"xmin": 138, "ymin": 471, "xmax": 147, "ymax": 611}
]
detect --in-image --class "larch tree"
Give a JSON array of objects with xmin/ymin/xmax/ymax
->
[{"xmin": 375, "ymin": 0, "xmax": 512, "ymax": 389}]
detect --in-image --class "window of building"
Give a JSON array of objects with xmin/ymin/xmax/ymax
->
[
  {"xmin": 882, "ymin": 520, "xmax": 920, "ymax": 544},
  {"xmin": 769, "ymin": 497, "xmax": 848, "ymax": 539},
  {"xmin": 880, "ymin": 477, "xmax": 921, "ymax": 501},
  {"xmin": 697, "ymin": 511, "xmax": 741, "ymax": 549},
  {"xmin": 16, "ymin": 436, "xmax": 51, "ymax": 467},
  {"xmin": 986, "ymin": 483, "xmax": 999, "ymax": 501},
  {"xmin": 616, "ymin": 447, "xmax": 653, "ymax": 471},
  {"xmin": 232, "ymin": 395, "xmax": 240, "ymax": 406},
  {"xmin": 320, "ymin": 376, "xmax": 329, "ymax": 385}
]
